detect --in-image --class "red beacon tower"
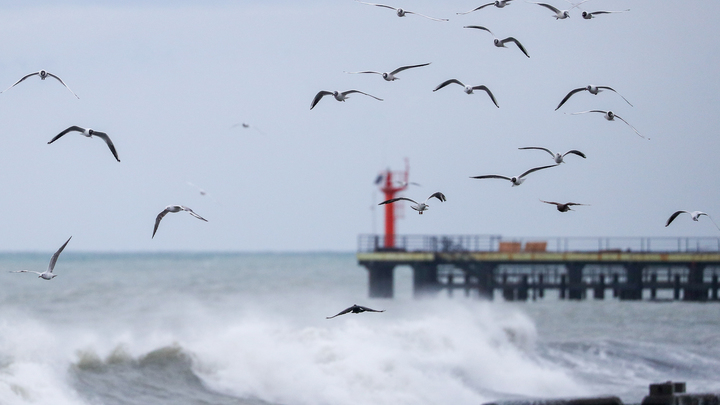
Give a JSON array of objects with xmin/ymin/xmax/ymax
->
[{"xmin": 377, "ymin": 159, "xmax": 410, "ymax": 249}]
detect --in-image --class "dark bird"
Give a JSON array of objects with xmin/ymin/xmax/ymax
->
[
  {"xmin": 463, "ymin": 26, "xmax": 529, "ymax": 58},
  {"xmin": 153, "ymin": 205, "xmax": 208, "ymax": 238},
  {"xmin": 570, "ymin": 110, "xmax": 646, "ymax": 139},
  {"xmin": 471, "ymin": 165, "xmax": 557, "ymax": 186},
  {"xmin": 518, "ymin": 147, "xmax": 585, "ymax": 164},
  {"xmin": 457, "ymin": 0, "xmax": 514, "ymax": 15},
  {"xmin": 666, "ymin": 211, "xmax": 720, "ymax": 230},
  {"xmin": 541, "ymin": 200, "xmax": 588, "ymax": 212},
  {"xmin": 326, "ymin": 304, "xmax": 386, "ymax": 319},
  {"xmin": 48, "ymin": 126, "xmax": 120, "ymax": 162},
  {"xmin": 355, "ymin": 1, "xmax": 448, "ymax": 21},
  {"xmin": 310, "ymin": 90, "xmax": 383, "ymax": 110},
  {"xmin": 345, "ymin": 62, "xmax": 431, "ymax": 81},
  {"xmin": 2, "ymin": 69, "xmax": 79, "ymax": 98},
  {"xmin": 555, "ymin": 85, "xmax": 632, "ymax": 110},
  {"xmin": 379, "ymin": 192, "xmax": 446, "ymax": 215},
  {"xmin": 433, "ymin": 79, "xmax": 499, "ymax": 108},
  {"xmin": 9, "ymin": 237, "xmax": 71, "ymax": 280}
]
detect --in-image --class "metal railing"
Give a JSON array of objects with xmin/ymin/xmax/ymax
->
[{"xmin": 358, "ymin": 234, "xmax": 720, "ymax": 253}]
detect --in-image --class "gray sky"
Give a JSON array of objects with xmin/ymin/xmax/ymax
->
[{"xmin": 0, "ymin": 1, "xmax": 718, "ymax": 252}]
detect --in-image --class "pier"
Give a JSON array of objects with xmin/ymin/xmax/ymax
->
[{"xmin": 356, "ymin": 234, "xmax": 720, "ymax": 301}]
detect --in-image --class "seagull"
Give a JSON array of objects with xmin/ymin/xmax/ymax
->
[
  {"xmin": 433, "ymin": 79, "xmax": 499, "ymax": 108},
  {"xmin": 471, "ymin": 164, "xmax": 557, "ymax": 186},
  {"xmin": 355, "ymin": 1, "xmax": 449, "ymax": 21},
  {"xmin": 457, "ymin": 0, "xmax": 514, "ymax": 15},
  {"xmin": 665, "ymin": 211, "xmax": 720, "ymax": 230},
  {"xmin": 231, "ymin": 122, "xmax": 265, "ymax": 135},
  {"xmin": 47, "ymin": 126, "xmax": 120, "ymax": 162},
  {"xmin": 464, "ymin": 26, "xmax": 529, "ymax": 58},
  {"xmin": 153, "ymin": 205, "xmax": 208, "ymax": 238},
  {"xmin": 326, "ymin": 304, "xmax": 386, "ymax": 319},
  {"xmin": 2, "ymin": 70, "xmax": 79, "ymax": 98},
  {"xmin": 379, "ymin": 192, "xmax": 446, "ymax": 215},
  {"xmin": 310, "ymin": 90, "xmax": 383, "ymax": 110},
  {"xmin": 582, "ymin": 9, "xmax": 629, "ymax": 19},
  {"xmin": 570, "ymin": 110, "xmax": 647, "ymax": 139},
  {"xmin": 518, "ymin": 147, "xmax": 586, "ymax": 164},
  {"xmin": 9, "ymin": 237, "xmax": 71, "ymax": 280},
  {"xmin": 555, "ymin": 85, "xmax": 632, "ymax": 110},
  {"xmin": 345, "ymin": 62, "xmax": 431, "ymax": 81},
  {"xmin": 541, "ymin": 200, "xmax": 588, "ymax": 212},
  {"xmin": 528, "ymin": 2, "xmax": 570, "ymax": 19}
]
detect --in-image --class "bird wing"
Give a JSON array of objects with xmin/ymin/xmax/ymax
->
[
  {"xmin": 9, "ymin": 270, "xmax": 43, "ymax": 275},
  {"xmin": 355, "ymin": 305, "xmax": 385, "ymax": 313},
  {"xmin": 326, "ymin": 306, "xmax": 355, "ymax": 319},
  {"xmin": 48, "ymin": 236, "xmax": 72, "ymax": 273},
  {"xmin": 665, "ymin": 211, "xmax": 688, "ymax": 227},
  {"xmin": 92, "ymin": 131, "xmax": 121, "ymax": 162},
  {"xmin": 1, "ymin": 71, "xmax": 40, "ymax": 93},
  {"xmin": 565, "ymin": 202, "xmax": 588, "ymax": 206},
  {"xmin": 46, "ymin": 72, "xmax": 79, "ymax": 99},
  {"xmin": 502, "ymin": 37, "xmax": 529, "ymax": 57},
  {"xmin": 471, "ymin": 85, "xmax": 499, "ymax": 108},
  {"xmin": 596, "ymin": 86, "xmax": 633, "ymax": 107},
  {"xmin": 310, "ymin": 91, "xmax": 333, "ymax": 110},
  {"xmin": 613, "ymin": 114, "xmax": 647, "ymax": 139},
  {"xmin": 463, "ymin": 25, "xmax": 494, "ymax": 36},
  {"xmin": 519, "ymin": 146, "xmax": 555, "ymax": 158},
  {"xmin": 588, "ymin": 10, "xmax": 629, "ymax": 16},
  {"xmin": 427, "ymin": 192, "xmax": 446, "ymax": 203},
  {"xmin": 341, "ymin": 90, "xmax": 383, "ymax": 101},
  {"xmin": 404, "ymin": 10, "xmax": 448, "ymax": 21},
  {"xmin": 433, "ymin": 79, "xmax": 464, "ymax": 91},
  {"xmin": 533, "ymin": 2, "xmax": 562, "ymax": 13},
  {"xmin": 47, "ymin": 126, "xmax": 85, "ymax": 144},
  {"xmin": 470, "ymin": 174, "xmax": 512, "ymax": 181},
  {"xmin": 703, "ymin": 214, "xmax": 720, "ymax": 231},
  {"xmin": 540, "ymin": 200, "xmax": 560, "ymax": 206},
  {"xmin": 390, "ymin": 62, "xmax": 431, "ymax": 75},
  {"xmin": 519, "ymin": 164, "xmax": 558, "ymax": 179},
  {"xmin": 555, "ymin": 87, "xmax": 586, "ymax": 110},
  {"xmin": 569, "ymin": 110, "xmax": 605, "ymax": 115},
  {"xmin": 563, "ymin": 149, "xmax": 586, "ymax": 158},
  {"xmin": 152, "ymin": 209, "xmax": 171, "ymax": 238},
  {"xmin": 457, "ymin": 3, "xmax": 494, "ymax": 14},
  {"xmin": 345, "ymin": 70, "xmax": 382, "ymax": 75},
  {"xmin": 379, "ymin": 197, "xmax": 419, "ymax": 205},
  {"xmin": 180, "ymin": 206, "xmax": 208, "ymax": 222}
]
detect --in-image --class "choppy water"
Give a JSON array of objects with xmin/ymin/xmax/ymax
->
[{"xmin": 0, "ymin": 253, "xmax": 718, "ymax": 405}]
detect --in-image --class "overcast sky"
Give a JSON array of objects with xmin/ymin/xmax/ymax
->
[{"xmin": 0, "ymin": 1, "xmax": 717, "ymax": 252}]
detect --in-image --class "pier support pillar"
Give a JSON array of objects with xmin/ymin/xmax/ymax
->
[
  {"xmin": 674, "ymin": 274, "xmax": 681, "ymax": 300},
  {"xmin": 459, "ymin": 263, "xmax": 495, "ymax": 300},
  {"xmin": 517, "ymin": 275, "xmax": 529, "ymax": 301},
  {"xmin": 412, "ymin": 263, "xmax": 439, "ymax": 298},
  {"xmin": 620, "ymin": 264, "xmax": 643, "ymax": 300},
  {"xmin": 684, "ymin": 262, "xmax": 707, "ymax": 302},
  {"xmin": 712, "ymin": 274, "xmax": 718, "ymax": 301},
  {"xmin": 366, "ymin": 263, "xmax": 394, "ymax": 298},
  {"xmin": 567, "ymin": 263, "xmax": 585, "ymax": 300},
  {"xmin": 594, "ymin": 273, "xmax": 605, "ymax": 300},
  {"xmin": 502, "ymin": 272, "xmax": 514, "ymax": 301},
  {"xmin": 537, "ymin": 273, "xmax": 545, "ymax": 299},
  {"xmin": 559, "ymin": 274, "xmax": 567, "ymax": 299},
  {"xmin": 612, "ymin": 273, "xmax": 620, "ymax": 298}
]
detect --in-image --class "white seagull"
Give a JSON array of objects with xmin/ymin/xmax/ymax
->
[
  {"xmin": 471, "ymin": 164, "xmax": 557, "ymax": 186},
  {"xmin": 582, "ymin": 9, "xmax": 629, "ymax": 19},
  {"xmin": 570, "ymin": 110, "xmax": 647, "ymax": 139},
  {"xmin": 555, "ymin": 85, "xmax": 632, "ymax": 110},
  {"xmin": 2, "ymin": 70, "xmax": 79, "ymax": 98},
  {"xmin": 9, "ymin": 237, "xmax": 72, "ymax": 280},
  {"xmin": 310, "ymin": 90, "xmax": 383, "ymax": 110},
  {"xmin": 528, "ymin": 2, "xmax": 570, "ymax": 19},
  {"xmin": 433, "ymin": 79, "xmax": 499, "ymax": 108},
  {"xmin": 457, "ymin": 0, "xmax": 514, "ymax": 15},
  {"xmin": 378, "ymin": 192, "xmax": 446, "ymax": 214},
  {"xmin": 355, "ymin": 1, "xmax": 448, "ymax": 21},
  {"xmin": 518, "ymin": 147, "xmax": 586, "ymax": 164},
  {"xmin": 153, "ymin": 205, "xmax": 208, "ymax": 238},
  {"xmin": 666, "ymin": 211, "xmax": 720, "ymax": 230},
  {"xmin": 464, "ymin": 26, "xmax": 529, "ymax": 58},
  {"xmin": 345, "ymin": 62, "xmax": 431, "ymax": 81},
  {"xmin": 48, "ymin": 126, "xmax": 120, "ymax": 162},
  {"xmin": 541, "ymin": 200, "xmax": 588, "ymax": 212}
]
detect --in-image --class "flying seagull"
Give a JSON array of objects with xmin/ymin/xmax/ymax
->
[
  {"xmin": 464, "ymin": 26, "xmax": 529, "ymax": 58},
  {"xmin": 231, "ymin": 122, "xmax": 265, "ymax": 135},
  {"xmin": 528, "ymin": 2, "xmax": 570, "ymax": 19},
  {"xmin": 153, "ymin": 205, "xmax": 208, "ymax": 238},
  {"xmin": 2, "ymin": 70, "xmax": 79, "ymax": 98},
  {"xmin": 457, "ymin": 0, "xmax": 514, "ymax": 15},
  {"xmin": 345, "ymin": 62, "xmax": 431, "ymax": 81},
  {"xmin": 326, "ymin": 304, "xmax": 386, "ymax": 319},
  {"xmin": 570, "ymin": 110, "xmax": 647, "ymax": 139},
  {"xmin": 555, "ymin": 85, "xmax": 632, "ymax": 110},
  {"xmin": 379, "ymin": 192, "xmax": 446, "ymax": 215},
  {"xmin": 518, "ymin": 147, "xmax": 586, "ymax": 164},
  {"xmin": 541, "ymin": 200, "xmax": 588, "ymax": 212},
  {"xmin": 355, "ymin": 1, "xmax": 449, "ymax": 21},
  {"xmin": 665, "ymin": 211, "xmax": 720, "ymax": 230},
  {"xmin": 48, "ymin": 126, "xmax": 120, "ymax": 162},
  {"xmin": 310, "ymin": 90, "xmax": 383, "ymax": 110},
  {"xmin": 582, "ymin": 10, "xmax": 629, "ymax": 19},
  {"xmin": 433, "ymin": 79, "xmax": 499, "ymax": 108},
  {"xmin": 471, "ymin": 164, "xmax": 557, "ymax": 186},
  {"xmin": 9, "ymin": 237, "xmax": 71, "ymax": 280}
]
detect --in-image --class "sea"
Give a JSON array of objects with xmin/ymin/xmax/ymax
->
[{"xmin": 0, "ymin": 252, "xmax": 718, "ymax": 405}]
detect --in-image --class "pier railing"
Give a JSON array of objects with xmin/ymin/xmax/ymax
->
[{"xmin": 357, "ymin": 234, "xmax": 720, "ymax": 253}]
